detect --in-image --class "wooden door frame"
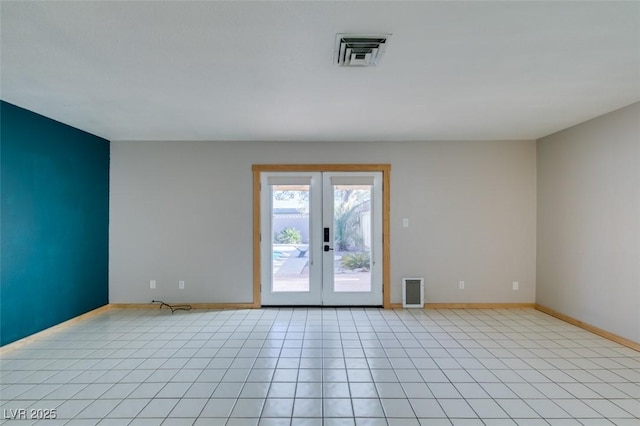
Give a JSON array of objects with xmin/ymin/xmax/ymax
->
[{"xmin": 253, "ymin": 164, "xmax": 391, "ymax": 308}]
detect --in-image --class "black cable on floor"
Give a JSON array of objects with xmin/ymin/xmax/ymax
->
[{"xmin": 151, "ymin": 300, "xmax": 192, "ymax": 313}]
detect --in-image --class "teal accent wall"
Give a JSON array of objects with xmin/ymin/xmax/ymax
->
[{"xmin": 1, "ymin": 101, "xmax": 109, "ymax": 346}]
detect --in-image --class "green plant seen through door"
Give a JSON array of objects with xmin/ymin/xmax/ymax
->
[
  {"xmin": 333, "ymin": 188, "xmax": 370, "ymax": 252},
  {"xmin": 275, "ymin": 227, "xmax": 302, "ymax": 244},
  {"xmin": 341, "ymin": 251, "xmax": 370, "ymax": 271}
]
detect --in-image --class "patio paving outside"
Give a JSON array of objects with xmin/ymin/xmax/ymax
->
[{"xmin": 272, "ymin": 244, "xmax": 371, "ymax": 293}]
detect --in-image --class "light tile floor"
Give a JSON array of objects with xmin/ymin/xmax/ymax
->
[{"xmin": 0, "ymin": 308, "xmax": 638, "ymax": 425}]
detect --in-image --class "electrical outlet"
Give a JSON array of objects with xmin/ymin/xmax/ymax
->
[
  {"xmin": 512, "ymin": 281, "xmax": 519, "ymax": 291},
  {"xmin": 150, "ymin": 280, "xmax": 156, "ymax": 289},
  {"xmin": 459, "ymin": 281, "xmax": 465, "ymax": 290},
  {"xmin": 179, "ymin": 280, "xmax": 185, "ymax": 290},
  {"xmin": 402, "ymin": 218, "xmax": 409, "ymax": 228}
]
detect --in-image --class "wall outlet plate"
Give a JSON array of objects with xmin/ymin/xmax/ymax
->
[
  {"xmin": 512, "ymin": 281, "xmax": 519, "ymax": 291},
  {"xmin": 150, "ymin": 280, "xmax": 156, "ymax": 289},
  {"xmin": 179, "ymin": 280, "xmax": 185, "ymax": 289},
  {"xmin": 459, "ymin": 281, "xmax": 465, "ymax": 290}
]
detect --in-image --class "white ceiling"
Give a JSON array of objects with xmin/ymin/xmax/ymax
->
[{"xmin": 1, "ymin": 1, "xmax": 639, "ymax": 142}]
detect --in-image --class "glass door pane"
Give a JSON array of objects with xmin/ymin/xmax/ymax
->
[
  {"xmin": 333, "ymin": 184, "xmax": 372, "ymax": 292},
  {"xmin": 271, "ymin": 184, "xmax": 310, "ymax": 292}
]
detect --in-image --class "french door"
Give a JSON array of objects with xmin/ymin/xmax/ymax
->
[{"xmin": 260, "ymin": 171, "xmax": 383, "ymax": 306}]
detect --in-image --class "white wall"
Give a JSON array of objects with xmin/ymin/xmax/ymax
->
[
  {"xmin": 110, "ymin": 140, "xmax": 536, "ymax": 304},
  {"xmin": 537, "ymin": 102, "xmax": 640, "ymax": 343}
]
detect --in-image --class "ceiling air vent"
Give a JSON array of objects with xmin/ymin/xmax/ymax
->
[{"xmin": 335, "ymin": 34, "xmax": 390, "ymax": 67}]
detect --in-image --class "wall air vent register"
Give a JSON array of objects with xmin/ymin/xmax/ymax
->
[{"xmin": 402, "ymin": 278, "xmax": 424, "ymax": 308}]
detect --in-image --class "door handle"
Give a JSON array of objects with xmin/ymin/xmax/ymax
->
[{"xmin": 323, "ymin": 245, "xmax": 334, "ymax": 252}]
